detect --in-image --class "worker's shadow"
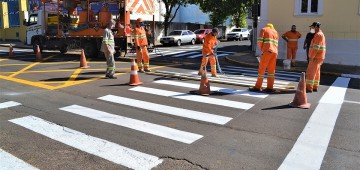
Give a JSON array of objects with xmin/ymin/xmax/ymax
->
[{"xmin": 262, "ymin": 104, "xmax": 292, "ymax": 110}]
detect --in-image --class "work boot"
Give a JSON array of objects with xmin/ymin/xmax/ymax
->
[
  {"xmin": 313, "ymin": 88, "xmax": 318, "ymax": 92},
  {"xmin": 138, "ymin": 69, "xmax": 145, "ymax": 73},
  {"xmin": 106, "ymin": 74, "xmax": 117, "ymax": 79},
  {"xmin": 211, "ymin": 74, "xmax": 218, "ymax": 77},
  {"xmin": 291, "ymin": 61, "xmax": 295, "ymax": 67},
  {"xmin": 249, "ymin": 87, "xmax": 261, "ymax": 92},
  {"xmin": 262, "ymin": 88, "xmax": 276, "ymax": 93},
  {"xmin": 306, "ymin": 89, "xmax": 313, "ymax": 93},
  {"xmin": 144, "ymin": 69, "xmax": 151, "ymax": 72}
]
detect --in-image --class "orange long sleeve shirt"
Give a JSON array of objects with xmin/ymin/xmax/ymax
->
[
  {"xmin": 257, "ymin": 27, "xmax": 279, "ymax": 54},
  {"xmin": 282, "ymin": 31, "xmax": 301, "ymax": 48},
  {"xmin": 134, "ymin": 26, "xmax": 148, "ymax": 46},
  {"xmin": 309, "ymin": 30, "xmax": 326, "ymax": 60},
  {"xmin": 202, "ymin": 33, "xmax": 218, "ymax": 55}
]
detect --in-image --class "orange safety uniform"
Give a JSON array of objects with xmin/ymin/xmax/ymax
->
[
  {"xmin": 198, "ymin": 33, "xmax": 218, "ymax": 76},
  {"xmin": 254, "ymin": 25, "xmax": 279, "ymax": 90},
  {"xmin": 282, "ymin": 31, "xmax": 301, "ymax": 62},
  {"xmin": 134, "ymin": 19, "xmax": 150, "ymax": 71},
  {"xmin": 305, "ymin": 30, "xmax": 326, "ymax": 91}
]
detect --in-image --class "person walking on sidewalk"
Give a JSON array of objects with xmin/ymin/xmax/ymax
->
[
  {"xmin": 134, "ymin": 18, "xmax": 151, "ymax": 73},
  {"xmin": 306, "ymin": 22, "xmax": 326, "ymax": 93},
  {"xmin": 198, "ymin": 28, "xmax": 219, "ymax": 77},
  {"xmin": 101, "ymin": 19, "xmax": 117, "ymax": 79},
  {"xmin": 282, "ymin": 25, "xmax": 301, "ymax": 67},
  {"xmin": 303, "ymin": 26, "xmax": 315, "ymax": 63},
  {"xmin": 249, "ymin": 23, "xmax": 279, "ymax": 93}
]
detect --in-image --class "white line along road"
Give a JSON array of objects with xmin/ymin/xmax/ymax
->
[
  {"xmin": 99, "ymin": 95, "xmax": 232, "ymax": 125},
  {"xmin": 0, "ymin": 101, "xmax": 21, "ymax": 109},
  {"xmin": 60, "ymin": 105, "xmax": 203, "ymax": 144},
  {"xmin": 0, "ymin": 148, "xmax": 39, "ymax": 170},
  {"xmin": 278, "ymin": 77, "xmax": 350, "ymax": 170},
  {"xmin": 9, "ymin": 115, "xmax": 163, "ymax": 170}
]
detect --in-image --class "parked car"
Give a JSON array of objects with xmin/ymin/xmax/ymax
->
[
  {"xmin": 160, "ymin": 30, "xmax": 196, "ymax": 46},
  {"xmin": 194, "ymin": 29, "xmax": 212, "ymax": 44},
  {"xmin": 226, "ymin": 28, "xmax": 250, "ymax": 41}
]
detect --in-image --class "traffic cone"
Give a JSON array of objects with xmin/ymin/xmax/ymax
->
[
  {"xmin": 289, "ymin": 72, "xmax": 311, "ymax": 109},
  {"xmin": 79, "ymin": 49, "xmax": 90, "ymax": 68},
  {"xmin": 8, "ymin": 44, "xmax": 15, "ymax": 58},
  {"xmin": 129, "ymin": 59, "xmax": 143, "ymax": 86},
  {"xmin": 36, "ymin": 45, "xmax": 42, "ymax": 62},
  {"xmin": 198, "ymin": 68, "xmax": 211, "ymax": 95}
]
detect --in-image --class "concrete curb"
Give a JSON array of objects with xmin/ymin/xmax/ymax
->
[
  {"xmin": 0, "ymin": 44, "xmax": 32, "ymax": 49},
  {"xmin": 224, "ymin": 56, "xmax": 342, "ymax": 77}
]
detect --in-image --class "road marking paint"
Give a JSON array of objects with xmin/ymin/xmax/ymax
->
[
  {"xmin": 60, "ymin": 105, "xmax": 203, "ymax": 144},
  {"xmin": 279, "ymin": 77, "xmax": 350, "ymax": 170},
  {"xmin": 129, "ymin": 86, "xmax": 254, "ymax": 110},
  {"xmin": 9, "ymin": 116, "xmax": 163, "ymax": 169},
  {"xmin": 0, "ymin": 148, "xmax": 38, "ymax": 170},
  {"xmin": 64, "ymin": 68, "xmax": 82, "ymax": 86},
  {"xmin": 221, "ymin": 67, "xmax": 300, "ymax": 78},
  {"xmin": 216, "ymin": 53, "xmax": 230, "ymax": 57},
  {"xmin": 0, "ymin": 75, "xmax": 55, "ymax": 90},
  {"xmin": 341, "ymin": 74, "xmax": 360, "ymax": 79},
  {"xmin": 7, "ymin": 55, "xmax": 56, "ymax": 78},
  {"xmin": 0, "ymin": 101, "xmax": 21, "ymax": 109},
  {"xmin": 344, "ymin": 100, "xmax": 360, "ymax": 105},
  {"xmin": 187, "ymin": 53, "xmax": 203, "ymax": 58},
  {"xmin": 0, "ymin": 59, "xmax": 9, "ymax": 62},
  {"xmin": 224, "ymin": 65, "xmax": 301, "ymax": 75},
  {"xmin": 222, "ymin": 71, "xmax": 298, "ymax": 81},
  {"xmin": 154, "ymin": 79, "xmax": 268, "ymax": 98},
  {"xmin": 99, "ymin": 95, "xmax": 232, "ymax": 125},
  {"xmin": 163, "ymin": 51, "xmax": 186, "ymax": 55},
  {"xmin": 173, "ymin": 51, "xmax": 199, "ymax": 57}
]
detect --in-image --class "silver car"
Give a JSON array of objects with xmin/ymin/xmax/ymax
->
[{"xmin": 160, "ymin": 30, "xmax": 196, "ymax": 46}]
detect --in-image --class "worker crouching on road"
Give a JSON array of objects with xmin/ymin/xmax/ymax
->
[
  {"xmin": 305, "ymin": 22, "xmax": 326, "ymax": 93},
  {"xmin": 249, "ymin": 23, "xmax": 279, "ymax": 93},
  {"xmin": 282, "ymin": 25, "xmax": 301, "ymax": 67},
  {"xmin": 101, "ymin": 19, "xmax": 117, "ymax": 79},
  {"xmin": 198, "ymin": 28, "xmax": 219, "ymax": 77},
  {"xmin": 134, "ymin": 18, "xmax": 151, "ymax": 73}
]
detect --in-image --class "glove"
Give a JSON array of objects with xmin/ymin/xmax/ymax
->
[{"xmin": 137, "ymin": 46, "xmax": 141, "ymax": 51}]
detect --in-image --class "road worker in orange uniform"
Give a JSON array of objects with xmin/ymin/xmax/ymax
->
[
  {"xmin": 198, "ymin": 28, "xmax": 219, "ymax": 77},
  {"xmin": 249, "ymin": 23, "xmax": 279, "ymax": 93},
  {"xmin": 282, "ymin": 25, "xmax": 301, "ymax": 67},
  {"xmin": 306, "ymin": 22, "xmax": 326, "ymax": 93},
  {"xmin": 134, "ymin": 18, "xmax": 150, "ymax": 72}
]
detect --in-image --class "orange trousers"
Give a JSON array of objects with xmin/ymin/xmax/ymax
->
[
  {"xmin": 254, "ymin": 51, "xmax": 277, "ymax": 89},
  {"xmin": 136, "ymin": 45, "xmax": 150, "ymax": 70},
  {"xmin": 287, "ymin": 47, "xmax": 297, "ymax": 62},
  {"xmin": 305, "ymin": 59, "xmax": 323, "ymax": 91},
  {"xmin": 198, "ymin": 54, "xmax": 217, "ymax": 76}
]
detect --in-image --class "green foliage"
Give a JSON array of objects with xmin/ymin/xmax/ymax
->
[{"xmin": 161, "ymin": 0, "xmax": 189, "ymax": 36}]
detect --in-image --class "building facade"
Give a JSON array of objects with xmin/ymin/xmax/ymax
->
[{"xmin": 257, "ymin": 0, "xmax": 360, "ymax": 66}]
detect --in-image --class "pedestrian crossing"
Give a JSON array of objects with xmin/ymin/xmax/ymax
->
[
  {"xmin": 1, "ymin": 79, "xmax": 267, "ymax": 169},
  {"xmin": 149, "ymin": 46, "xmax": 234, "ymax": 59}
]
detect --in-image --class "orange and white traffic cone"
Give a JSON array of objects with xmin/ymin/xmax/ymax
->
[
  {"xmin": 36, "ymin": 45, "xmax": 42, "ymax": 62},
  {"xmin": 198, "ymin": 68, "xmax": 211, "ymax": 95},
  {"xmin": 8, "ymin": 44, "xmax": 15, "ymax": 58},
  {"xmin": 129, "ymin": 59, "xmax": 143, "ymax": 86},
  {"xmin": 79, "ymin": 49, "xmax": 90, "ymax": 68},
  {"xmin": 289, "ymin": 72, "xmax": 311, "ymax": 109}
]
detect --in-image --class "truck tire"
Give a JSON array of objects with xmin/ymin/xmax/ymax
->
[
  {"xmin": 32, "ymin": 40, "xmax": 42, "ymax": 54},
  {"xmin": 60, "ymin": 44, "xmax": 68, "ymax": 54},
  {"xmin": 83, "ymin": 42, "xmax": 97, "ymax": 57}
]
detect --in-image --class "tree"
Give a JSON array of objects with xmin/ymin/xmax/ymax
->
[{"xmin": 161, "ymin": 0, "xmax": 188, "ymax": 36}]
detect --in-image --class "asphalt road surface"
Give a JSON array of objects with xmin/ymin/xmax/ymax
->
[{"xmin": 0, "ymin": 41, "xmax": 359, "ymax": 170}]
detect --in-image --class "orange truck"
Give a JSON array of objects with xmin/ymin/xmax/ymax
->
[{"xmin": 23, "ymin": 0, "xmax": 147, "ymax": 57}]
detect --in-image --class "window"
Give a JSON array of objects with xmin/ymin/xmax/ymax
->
[
  {"xmin": 182, "ymin": 31, "xmax": 188, "ymax": 36},
  {"xmin": 28, "ymin": 15, "xmax": 38, "ymax": 25},
  {"xmin": 187, "ymin": 31, "xmax": 194, "ymax": 35},
  {"xmin": 7, "ymin": 0, "xmax": 20, "ymax": 27},
  {"xmin": 295, "ymin": 0, "xmax": 323, "ymax": 16}
]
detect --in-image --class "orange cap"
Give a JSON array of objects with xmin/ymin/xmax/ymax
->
[{"xmin": 136, "ymin": 18, "xmax": 143, "ymax": 23}]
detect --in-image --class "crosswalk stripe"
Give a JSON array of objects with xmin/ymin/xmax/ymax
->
[
  {"xmin": 0, "ymin": 101, "xmax": 21, "ymax": 109},
  {"xmin": 154, "ymin": 79, "xmax": 268, "ymax": 98},
  {"xmin": 222, "ymin": 67, "xmax": 300, "ymax": 78},
  {"xmin": 224, "ymin": 65, "xmax": 301, "ymax": 75},
  {"xmin": 129, "ymin": 86, "xmax": 254, "ymax": 110},
  {"xmin": 60, "ymin": 105, "xmax": 203, "ymax": 144},
  {"xmin": 187, "ymin": 53, "xmax": 203, "ymax": 58},
  {"xmin": 163, "ymin": 51, "xmax": 186, "ymax": 56},
  {"xmin": 0, "ymin": 148, "xmax": 39, "ymax": 170},
  {"xmin": 216, "ymin": 53, "xmax": 231, "ymax": 57},
  {"xmin": 173, "ymin": 51, "xmax": 199, "ymax": 57},
  {"xmin": 222, "ymin": 71, "xmax": 298, "ymax": 81},
  {"xmin": 99, "ymin": 95, "xmax": 232, "ymax": 125},
  {"xmin": 9, "ymin": 115, "xmax": 163, "ymax": 169}
]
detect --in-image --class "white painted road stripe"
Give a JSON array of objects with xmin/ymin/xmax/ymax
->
[
  {"xmin": 0, "ymin": 101, "xmax": 21, "ymax": 109},
  {"xmin": 129, "ymin": 86, "xmax": 254, "ymax": 110},
  {"xmin": 279, "ymin": 77, "xmax": 350, "ymax": 170},
  {"xmin": 99, "ymin": 95, "xmax": 232, "ymax": 125},
  {"xmin": 224, "ymin": 65, "xmax": 301, "ymax": 75},
  {"xmin": 187, "ymin": 53, "xmax": 203, "ymax": 58},
  {"xmin": 163, "ymin": 51, "xmax": 186, "ymax": 55},
  {"xmin": 173, "ymin": 51, "xmax": 199, "ymax": 57},
  {"xmin": 221, "ymin": 67, "xmax": 300, "ymax": 78},
  {"xmin": 154, "ymin": 80, "xmax": 268, "ymax": 98},
  {"xmin": 223, "ymin": 71, "xmax": 298, "ymax": 81},
  {"xmin": 9, "ymin": 116, "xmax": 163, "ymax": 169},
  {"xmin": 215, "ymin": 53, "xmax": 230, "ymax": 57},
  {"xmin": 60, "ymin": 105, "xmax": 202, "ymax": 144},
  {"xmin": 344, "ymin": 100, "xmax": 360, "ymax": 105},
  {"xmin": 0, "ymin": 148, "xmax": 39, "ymax": 170}
]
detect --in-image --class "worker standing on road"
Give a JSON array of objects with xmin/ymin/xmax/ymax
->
[
  {"xmin": 306, "ymin": 22, "xmax": 326, "ymax": 93},
  {"xmin": 303, "ymin": 26, "xmax": 316, "ymax": 63},
  {"xmin": 134, "ymin": 18, "xmax": 151, "ymax": 72},
  {"xmin": 282, "ymin": 25, "xmax": 301, "ymax": 67},
  {"xmin": 100, "ymin": 19, "xmax": 117, "ymax": 79},
  {"xmin": 249, "ymin": 23, "xmax": 279, "ymax": 93},
  {"xmin": 198, "ymin": 28, "xmax": 219, "ymax": 77}
]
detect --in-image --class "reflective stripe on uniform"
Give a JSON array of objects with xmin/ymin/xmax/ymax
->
[
  {"xmin": 314, "ymin": 80, "xmax": 320, "ymax": 85},
  {"xmin": 134, "ymin": 34, "xmax": 147, "ymax": 39},
  {"xmin": 306, "ymin": 80, "xmax": 314, "ymax": 85},
  {"xmin": 211, "ymin": 65, "xmax": 216, "ymax": 69},
  {"xmin": 257, "ymin": 37, "xmax": 264, "ymax": 42},
  {"xmin": 263, "ymin": 38, "xmax": 278, "ymax": 46},
  {"xmin": 310, "ymin": 45, "xmax": 326, "ymax": 50},
  {"xmin": 267, "ymin": 74, "xmax": 275, "ymax": 78},
  {"xmin": 258, "ymin": 74, "xmax": 264, "ymax": 78}
]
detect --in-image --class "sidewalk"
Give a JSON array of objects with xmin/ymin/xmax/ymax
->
[
  {"xmin": 0, "ymin": 41, "xmax": 32, "ymax": 49},
  {"xmin": 225, "ymin": 51, "xmax": 360, "ymax": 77}
]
